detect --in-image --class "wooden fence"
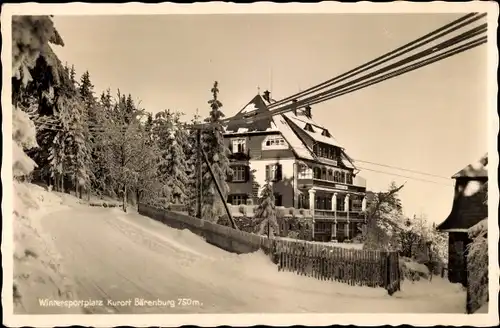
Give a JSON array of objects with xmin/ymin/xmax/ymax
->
[
  {"xmin": 271, "ymin": 238, "xmax": 400, "ymax": 289},
  {"xmin": 138, "ymin": 203, "xmax": 401, "ymax": 294}
]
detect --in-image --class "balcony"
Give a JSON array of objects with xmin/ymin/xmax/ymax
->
[
  {"xmin": 297, "ymin": 177, "xmax": 366, "ymax": 192},
  {"xmin": 314, "ymin": 210, "xmax": 366, "ymax": 221},
  {"xmin": 228, "ymin": 147, "xmax": 251, "ymax": 161}
]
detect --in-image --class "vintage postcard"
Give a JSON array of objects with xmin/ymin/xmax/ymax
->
[{"xmin": 1, "ymin": 2, "xmax": 499, "ymax": 327}]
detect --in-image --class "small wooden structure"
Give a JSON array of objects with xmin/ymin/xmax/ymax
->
[{"xmin": 436, "ymin": 154, "xmax": 488, "ymax": 287}]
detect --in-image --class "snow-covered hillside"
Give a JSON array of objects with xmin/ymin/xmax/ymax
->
[
  {"xmin": 28, "ymin": 194, "xmax": 467, "ymax": 314},
  {"xmin": 13, "ymin": 182, "xmax": 83, "ymax": 314}
]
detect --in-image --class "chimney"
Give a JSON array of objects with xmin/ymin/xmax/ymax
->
[
  {"xmin": 304, "ymin": 105, "xmax": 312, "ymax": 118},
  {"xmin": 263, "ymin": 90, "xmax": 271, "ymax": 103},
  {"xmin": 292, "ymin": 99, "xmax": 298, "ymax": 116}
]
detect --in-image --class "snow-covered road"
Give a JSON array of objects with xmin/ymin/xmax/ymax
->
[{"xmin": 40, "ymin": 206, "xmax": 467, "ymax": 314}]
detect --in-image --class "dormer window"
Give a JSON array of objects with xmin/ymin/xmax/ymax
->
[
  {"xmin": 304, "ymin": 124, "xmax": 315, "ymax": 133},
  {"xmin": 263, "ymin": 135, "xmax": 288, "ymax": 150},
  {"xmin": 232, "ymin": 138, "xmax": 246, "ymax": 153},
  {"xmin": 322, "ymin": 129, "xmax": 331, "ymax": 138}
]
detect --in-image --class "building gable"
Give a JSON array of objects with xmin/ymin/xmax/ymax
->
[{"xmin": 225, "ymin": 94, "xmax": 276, "ymax": 133}]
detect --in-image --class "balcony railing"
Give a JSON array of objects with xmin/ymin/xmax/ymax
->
[
  {"xmin": 297, "ymin": 177, "xmax": 366, "ymax": 191},
  {"xmin": 314, "ymin": 209, "xmax": 365, "ymax": 221}
]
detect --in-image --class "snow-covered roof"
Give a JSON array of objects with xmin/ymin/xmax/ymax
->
[
  {"xmin": 283, "ymin": 113, "xmax": 343, "ymax": 148},
  {"xmin": 225, "ymin": 94, "xmax": 276, "ymax": 133},
  {"xmin": 340, "ymin": 152, "xmax": 355, "ymax": 169},
  {"xmin": 223, "ymin": 93, "xmax": 359, "ymax": 167},
  {"xmin": 271, "ymin": 114, "xmax": 315, "ymax": 160},
  {"xmin": 452, "ymin": 153, "xmax": 488, "ymax": 179}
]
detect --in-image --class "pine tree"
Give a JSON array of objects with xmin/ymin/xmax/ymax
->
[
  {"xmin": 153, "ymin": 109, "xmax": 189, "ymax": 206},
  {"xmin": 255, "ymin": 181, "xmax": 279, "ymax": 237},
  {"xmin": 201, "ymin": 81, "xmax": 232, "ymax": 222},
  {"xmin": 13, "ymin": 16, "xmax": 66, "ymax": 187},
  {"xmin": 71, "ymin": 71, "xmax": 96, "ymax": 197},
  {"xmin": 100, "ymin": 89, "xmax": 113, "ymax": 112},
  {"xmin": 69, "ymin": 65, "xmax": 76, "ymax": 86},
  {"xmin": 185, "ymin": 109, "xmax": 201, "ymax": 215}
]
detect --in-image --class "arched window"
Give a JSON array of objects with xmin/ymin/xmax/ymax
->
[
  {"xmin": 321, "ymin": 167, "xmax": 327, "ymax": 180},
  {"xmin": 346, "ymin": 172, "xmax": 352, "ymax": 184},
  {"xmin": 314, "ymin": 167, "xmax": 321, "ymax": 179},
  {"xmin": 328, "ymin": 169, "xmax": 333, "ymax": 181},
  {"xmin": 341, "ymin": 172, "xmax": 346, "ymax": 183},
  {"xmin": 334, "ymin": 171, "xmax": 340, "ymax": 182}
]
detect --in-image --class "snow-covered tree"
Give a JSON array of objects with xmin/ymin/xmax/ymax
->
[
  {"xmin": 361, "ymin": 182, "xmax": 406, "ymax": 251},
  {"xmin": 466, "ymin": 184, "xmax": 488, "ymax": 313},
  {"xmin": 153, "ymin": 109, "xmax": 189, "ymax": 205},
  {"xmin": 185, "ymin": 110, "xmax": 202, "ymax": 215},
  {"xmin": 100, "ymin": 91, "xmax": 159, "ymax": 212},
  {"xmin": 12, "ymin": 16, "xmax": 65, "ymax": 186},
  {"xmin": 255, "ymin": 181, "xmax": 279, "ymax": 237},
  {"xmin": 201, "ymin": 81, "xmax": 232, "ymax": 222}
]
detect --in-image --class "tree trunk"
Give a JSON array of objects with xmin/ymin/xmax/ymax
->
[
  {"xmin": 60, "ymin": 171, "xmax": 64, "ymax": 193},
  {"xmin": 122, "ymin": 185, "xmax": 127, "ymax": 213}
]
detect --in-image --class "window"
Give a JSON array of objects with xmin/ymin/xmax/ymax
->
[
  {"xmin": 265, "ymin": 164, "xmax": 283, "ymax": 182},
  {"xmin": 351, "ymin": 195, "xmax": 363, "ymax": 212},
  {"xmin": 322, "ymin": 129, "xmax": 331, "ymax": 138},
  {"xmin": 274, "ymin": 193, "xmax": 283, "ymax": 206},
  {"xmin": 346, "ymin": 172, "xmax": 353, "ymax": 185},
  {"xmin": 229, "ymin": 194, "xmax": 247, "ymax": 205},
  {"xmin": 231, "ymin": 138, "xmax": 246, "ymax": 153},
  {"xmin": 304, "ymin": 124, "xmax": 315, "ymax": 132},
  {"xmin": 313, "ymin": 167, "xmax": 321, "ymax": 179},
  {"xmin": 298, "ymin": 164, "xmax": 312, "ymax": 179},
  {"xmin": 230, "ymin": 165, "xmax": 248, "ymax": 182},
  {"xmin": 321, "ymin": 167, "xmax": 327, "ymax": 180},
  {"xmin": 298, "ymin": 194, "xmax": 309, "ymax": 209},
  {"xmin": 336, "ymin": 195, "xmax": 345, "ymax": 211},
  {"xmin": 334, "ymin": 171, "xmax": 341, "ymax": 182},
  {"xmin": 340, "ymin": 172, "xmax": 346, "ymax": 183},
  {"xmin": 328, "ymin": 169, "xmax": 333, "ymax": 181},
  {"xmin": 263, "ymin": 135, "xmax": 287, "ymax": 149}
]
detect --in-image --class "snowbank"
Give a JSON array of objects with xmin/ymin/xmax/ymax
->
[
  {"xmin": 13, "ymin": 182, "xmax": 84, "ymax": 314},
  {"xmin": 399, "ymin": 257, "xmax": 432, "ymax": 281}
]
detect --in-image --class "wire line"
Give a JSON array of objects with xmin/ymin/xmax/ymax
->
[{"xmin": 267, "ymin": 13, "xmax": 485, "ymax": 109}]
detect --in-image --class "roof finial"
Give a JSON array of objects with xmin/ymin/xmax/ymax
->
[{"xmin": 257, "ymin": 86, "xmax": 261, "ymax": 95}]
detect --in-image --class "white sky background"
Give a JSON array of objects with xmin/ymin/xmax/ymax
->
[{"xmin": 51, "ymin": 13, "xmax": 488, "ymax": 225}]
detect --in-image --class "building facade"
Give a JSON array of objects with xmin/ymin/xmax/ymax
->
[
  {"xmin": 223, "ymin": 91, "xmax": 367, "ymax": 242},
  {"xmin": 437, "ymin": 154, "xmax": 488, "ymax": 287}
]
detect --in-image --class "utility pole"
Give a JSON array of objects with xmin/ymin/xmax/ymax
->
[
  {"xmin": 201, "ymin": 148, "xmax": 238, "ymax": 230},
  {"xmin": 197, "ymin": 129, "xmax": 203, "ymax": 219}
]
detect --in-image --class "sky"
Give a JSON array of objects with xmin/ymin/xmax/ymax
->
[{"xmin": 50, "ymin": 13, "xmax": 488, "ymax": 225}]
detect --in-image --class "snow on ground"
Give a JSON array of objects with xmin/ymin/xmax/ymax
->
[
  {"xmin": 400, "ymin": 257, "xmax": 430, "ymax": 275},
  {"xmin": 13, "ymin": 182, "xmax": 83, "ymax": 314},
  {"xmin": 35, "ymin": 202, "xmax": 468, "ymax": 314}
]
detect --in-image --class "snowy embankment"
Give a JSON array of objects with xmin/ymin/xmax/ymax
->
[
  {"xmin": 16, "ymin": 193, "xmax": 468, "ymax": 314},
  {"xmin": 13, "ymin": 182, "xmax": 84, "ymax": 314}
]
